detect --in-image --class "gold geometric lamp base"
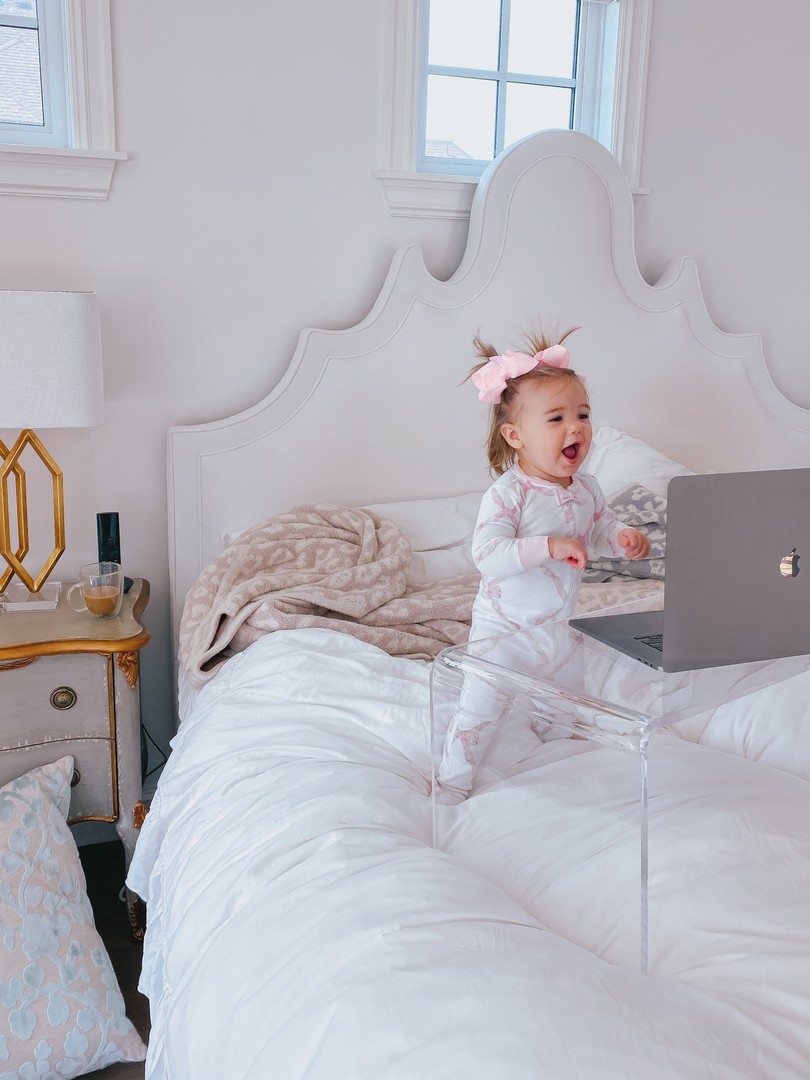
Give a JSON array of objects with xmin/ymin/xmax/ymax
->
[{"xmin": 0, "ymin": 429, "xmax": 66, "ymax": 594}]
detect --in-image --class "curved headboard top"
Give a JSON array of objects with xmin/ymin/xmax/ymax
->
[{"xmin": 168, "ymin": 129, "xmax": 810, "ymax": 646}]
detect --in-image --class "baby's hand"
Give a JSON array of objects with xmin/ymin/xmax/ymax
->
[
  {"xmin": 548, "ymin": 536, "xmax": 588, "ymax": 569},
  {"xmin": 618, "ymin": 528, "xmax": 650, "ymax": 560}
]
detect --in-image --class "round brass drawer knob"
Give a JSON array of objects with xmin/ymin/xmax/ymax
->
[
  {"xmin": 50, "ymin": 686, "xmax": 77, "ymax": 710},
  {"xmin": 71, "ymin": 768, "xmax": 81, "ymax": 788}
]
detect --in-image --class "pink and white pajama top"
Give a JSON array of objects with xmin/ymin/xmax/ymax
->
[{"xmin": 470, "ymin": 465, "xmax": 627, "ymax": 641}]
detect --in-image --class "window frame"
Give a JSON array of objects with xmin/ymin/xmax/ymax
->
[
  {"xmin": 418, "ymin": 0, "xmax": 580, "ymax": 178},
  {"xmin": 0, "ymin": 0, "xmax": 126, "ymax": 199},
  {"xmin": 0, "ymin": 0, "xmax": 68, "ymax": 147},
  {"xmin": 377, "ymin": 0, "xmax": 652, "ymax": 220}
]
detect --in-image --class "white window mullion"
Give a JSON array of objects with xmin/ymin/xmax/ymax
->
[{"xmin": 494, "ymin": 0, "xmax": 511, "ymax": 158}]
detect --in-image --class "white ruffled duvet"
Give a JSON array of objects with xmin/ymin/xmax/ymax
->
[{"xmin": 128, "ymin": 629, "xmax": 810, "ymax": 1079}]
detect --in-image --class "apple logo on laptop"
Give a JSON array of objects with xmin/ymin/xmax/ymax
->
[{"xmin": 780, "ymin": 547, "xmax": 800, "ymax": 578}]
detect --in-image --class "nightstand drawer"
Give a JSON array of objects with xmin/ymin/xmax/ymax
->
[
  {"xmin": 0, "ymin": 653, "xmax": 112, "ymax": 745},
  {"xmin": 0, "ymin": 739, "xmax": 115, "ymax": 821}
]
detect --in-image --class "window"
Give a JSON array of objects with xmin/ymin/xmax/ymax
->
[
  {"xmin": 0, "ymin": 0, "xmax": 68, "ymax": 147},
  {"xmin": 0, "ymin": 0, "xmax": 125, "ymax": 198},
  {"xmin": 422, "ymin": 0, "xmax": 582, "ymax": 176},
  {"xmin": 378, "ymin": 0, "xmax": 652, "ymax": 219}
]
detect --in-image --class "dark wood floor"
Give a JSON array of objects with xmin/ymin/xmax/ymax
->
[{"xmin": 79, "ymin": 840, "xmax": 150, "ymax": 1079}]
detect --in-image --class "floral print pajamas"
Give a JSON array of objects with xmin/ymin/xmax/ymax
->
[{"xmin": 437, "ymin": 464, "xmax": 628, "ymax": 797}]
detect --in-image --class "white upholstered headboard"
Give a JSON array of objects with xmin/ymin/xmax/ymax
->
[{"xmin": 167, "ymin": 129, "xmax": 810, "ymax": 652}]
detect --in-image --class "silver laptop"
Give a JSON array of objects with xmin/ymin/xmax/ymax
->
[{"xmin": 570, "ymin": 468, "xmax": 810, "ymax": 672}]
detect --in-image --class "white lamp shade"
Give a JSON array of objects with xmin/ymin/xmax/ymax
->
[{"xmin": 0, "ymin": 290, "xmax": 104, "ymax": 428}]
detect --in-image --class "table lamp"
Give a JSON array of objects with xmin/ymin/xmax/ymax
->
[{"xmin": 0, "ymin": 290, "xmax": 103, "ymax": 595}]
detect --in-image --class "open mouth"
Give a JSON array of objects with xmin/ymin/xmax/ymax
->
[{"xmin": 562, "ymin": 442, "xmax": 579, "ymax": 461}]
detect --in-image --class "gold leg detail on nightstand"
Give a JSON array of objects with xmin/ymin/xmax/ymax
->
[
  {"xmin": 128, "ymin": 802, "xmax": 149, "ymax": 939},
  {"xmin": 116, "ymin": 650, "xmax": 140, "ymax": 689},
  {"xmin": 133, "ymin": 799, "xmax": 149, "ymax": 829},
  {"xmin": 128, "ymin": 893, "xmax": 147, "ymax": 941}
]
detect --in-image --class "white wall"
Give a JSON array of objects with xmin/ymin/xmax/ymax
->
[
  {"xmin": 2, "ymin": 0, "xmax": 808, "ymax": 780},
  {"xmin": 635, "ymin": 0, "xmax": 810, "ymax": 410}
]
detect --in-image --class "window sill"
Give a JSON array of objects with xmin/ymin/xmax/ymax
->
[
  {"xmin": 377, "ymin": 168, "xmax": 648, "ymax": 222},
  {"xmin": 376, "ymin": 170, "xmax": 478, "ymax": 220},
  {"xmin": 0, "ymin": 144, "xmax": 127, "ymax": 199}
]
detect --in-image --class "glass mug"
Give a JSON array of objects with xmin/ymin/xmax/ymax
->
[{"xmin": 67, "ymin": 562, "xmax": 124, "ymax": 618}]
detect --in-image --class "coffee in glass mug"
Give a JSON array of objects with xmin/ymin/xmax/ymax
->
[{"xmin": 67, "ymin": 562, "xmax": 124, "ymax": 618}]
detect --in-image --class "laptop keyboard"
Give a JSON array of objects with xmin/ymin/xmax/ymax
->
[{"xmin": 634, "ymin": 633, "xmax": 664, "ymax": 652}]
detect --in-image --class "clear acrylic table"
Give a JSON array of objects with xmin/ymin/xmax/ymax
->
[{"xmin": 430, "ymin": 602, "xmax": 809, "ymax": 973}]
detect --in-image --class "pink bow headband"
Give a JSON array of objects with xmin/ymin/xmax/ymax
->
[{"xmin": 470, "ymin": 344, "xmax": 571, "ymax": 404}]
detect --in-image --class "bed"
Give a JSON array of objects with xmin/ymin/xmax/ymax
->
[{"xmin": 128, "ymin": 129, "xmax": 810, "ymax": 1079}]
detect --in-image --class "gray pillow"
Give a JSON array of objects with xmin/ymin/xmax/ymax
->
[{"xmin": 585, "ymin": 484, "xmax": 666, "ymax": 581}]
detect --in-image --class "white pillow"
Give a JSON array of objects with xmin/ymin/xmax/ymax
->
[
  {"xmin": 362, "ymin": 492, "xmax": 483, "ymax": 585},
  {"xmin": 584, "ymin": 426, "xmax": 693, "ymax": 498},
  {"xmin": 220, "ymin": 429, "xmax": 689, "ymax": 586},
  {"xmin": 0, "ymin": 757, "xmax": 146, "ymax": 1077},
  {"xmin": 224, "ymin": 493, "xmax": 484, "ymax": 587}
]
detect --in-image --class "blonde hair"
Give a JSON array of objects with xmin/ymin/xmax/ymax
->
[{"xmin": 471, "ymin": 326, "xmax": 582, "ymax": 475}]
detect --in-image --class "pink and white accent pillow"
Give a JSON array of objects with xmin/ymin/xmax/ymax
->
[{"xmin": 0, "ymin": 756, "xmax": 146, "ymax": 1078}]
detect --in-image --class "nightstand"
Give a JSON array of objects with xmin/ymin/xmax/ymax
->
[{"xmin": 0, "ymin": 578, "xmax": 150, "ymax": 935}]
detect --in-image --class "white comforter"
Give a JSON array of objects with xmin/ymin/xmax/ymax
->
[{"xmin": 129, "ymin": 629, "xmax": 810, "ymax": 1079}]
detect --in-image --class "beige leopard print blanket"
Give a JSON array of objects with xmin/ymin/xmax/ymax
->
[{"xmin": 179, "ymin": 503, "xmax": 479, "ymax": 685}]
